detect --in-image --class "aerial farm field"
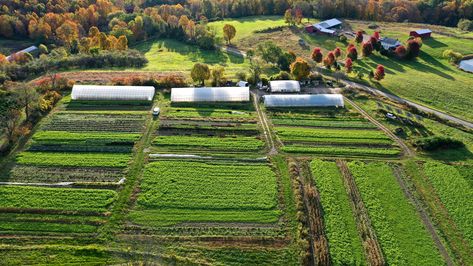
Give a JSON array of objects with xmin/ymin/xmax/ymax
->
[{"xmin": 267, "ymin": 105, "xmax": 401, "ymax": 157}]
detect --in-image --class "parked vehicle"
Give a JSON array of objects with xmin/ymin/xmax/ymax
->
[{"xmin": 152, "ymin": 107, "xmax": 160, "ymax": 116}]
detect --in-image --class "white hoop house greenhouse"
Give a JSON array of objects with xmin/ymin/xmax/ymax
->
[
  {"xmin": 263, "ymin": 94, "xmax": 344, "ymax": 108},
  {"xmin": 71, "ymin": 85, "xmax": 155, "ymax": 101},
  {"xmin": 171, "ymin": 87, "xmax": 250, "ymax": 102},
  {"xmin": 269, "ymin": 80, "xmax": 301, "ymax": 93}
]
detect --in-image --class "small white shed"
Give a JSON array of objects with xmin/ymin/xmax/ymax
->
[{"xmin": 269, "ymin": 80, "xmax": 301, "ymax": 93}]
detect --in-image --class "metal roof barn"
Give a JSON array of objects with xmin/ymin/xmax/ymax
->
[
  {"xmin": 269, "ymin": 80, "xmax": 301, "ymax": 93},
  {"xmin": 264, "ymin": 94, "xmax": 344, "ymax": 107},
  {"xmin": 6, "ymin": 46, "xmax": 38, "ymax": 62},
  {"xmin": 71, "ymin": 85, "xmax": 155, "ymax": 101},
  {"xmin": 171, "ymin": 87, "xmax": 250, "ymax": 102}
]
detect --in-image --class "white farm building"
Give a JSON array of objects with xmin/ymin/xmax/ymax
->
[
  {"xmin": 171, "ymin": 87, "xmax": 250, "ymax": 102},
  {"xmin": 269, "ymin": 80, "xmax": 301, "ymax": 93},
  {"xmin": 263, "ymin": 94, "xmax": 344, "ymax": 108},
  {"xmin": 71, "ymin": 85, "xmax": 155, "ymax": 101}
]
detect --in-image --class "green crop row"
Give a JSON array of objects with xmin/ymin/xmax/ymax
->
[
  {"xmin": 423, "ymin": 162, "xmax": 473, "ymax": 247},
  {"xmin": 0, "ymin": 186, "xmax": 117, "ymax": 212},
  {"xmin": 165, "ymin": 107, "xmax": 255, "ymax": 120},
  {"xmin": 282, "ymin": 145, "xmax": 400, "ymax": 157},
  {"xmin": 32, "ymin": 131, "xmax": 141, "ymax": 143},
  {"xmin": 136, "ymin": 160, "xmax": 278, "ymax": 211},
  {"xmin": 0, "ymin": 221, "xmax": 97, "ymax": 234},
  {"xmin": 276, "ymin": 127, "xmax": 390, "ymax": 140},
  {"xmin": 272, "ymin": 118, "xmax": 376, "ymax": 129},
  {"xmin": 129, "ymin": 208, "xmax": 280, "ymax": 227},
  {"xmin": 310, "ymin": 160, "xmax": 365, "ymax": 265},
  {"xmin": 16, "ymin": 152, "xmax": 131, "ymax": 168},
  {"xmin": 42, "ymin": 114, "xmax": 146, "ymax": 132},
  {"xmin": 153, "ymin": 135, "xmax": 264, "ymax": 152},
  {"xmin": 349, "ymin": 162, "xmax": 444, "ymax": 266}
]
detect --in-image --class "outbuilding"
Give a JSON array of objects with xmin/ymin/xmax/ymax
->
[
  {"xmin": 6, "ymin": 46, "xmax": 38, "ymax": 62},
  {"xmin": 263, "ymin": 94, "xmax": 344, "ymax": 108},
  {"xmin": 269, "ymin": 80, "xmax": 301, "ymax": 93},
  {"xmin": 410, "ymin": 29, "xmax": 432, "ymax": 38},
  {"xmin": 171, "ymin": 87, "xmax": 250, "ymax": 102},
  {"xmin": 71, "ymin": 85, "xmax": 155, "ymax": 101},
  {"xmin": 306, "ymin": 18, "xmax": 342, "ymax": 36},
  {"xmin": 380, "ymin": 37, "xmax": 402, "ymax": 51}
]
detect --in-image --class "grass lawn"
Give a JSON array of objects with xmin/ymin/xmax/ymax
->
[
  {"xmin": 130, "ymin": 38, "xmax": 248, "ymax": 78},
  {"xmin": 209, "ymin": 16, "xmax": 286, "ymax": 42}
]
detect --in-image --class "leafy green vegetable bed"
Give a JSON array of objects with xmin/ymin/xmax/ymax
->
[
  {"xmin": 310, "ymin": 160, "xmax": 364, "ymax": 265},
  {"xmin": 153, "ymin": 135, "xmax": 264, "ymax": 152},
  {"xmin": 16, "ymin": 152, "xmax": 131, "ymax": 168},
  {"xmin": 349, "ymin": 161, "xmax": 443, "ymax": 265}
]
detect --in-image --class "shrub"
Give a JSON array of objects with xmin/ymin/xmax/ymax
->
[
  {"xmin": 347, "ymin": 45, "xmax": 358, "ymax": 61},
  {"xmin": 406, "ymin": 39, "xmax": 421, "ymax": 59},
  {"xmin": 369, "ymin": 36, "xmax": 381, "ymax": 51},
  {"xmin": 334, "ymin": 47, "xmax": 342, "ymax": 58},
  {"xmin": 442, "ymin": 49, "xmax": 463, "ymax": 63},
  {"xmin": 374, "ymin": 65, "xmax": 385, "ymax": 81},
  {"xmin": 457, "ymin": 19, "xmax": 473, "ymax": 31},
  {"xmin": 368, "ymin": 23, "xmax": 378, "ymax": 29},
  {"xmin": 345, "ymin": 58, "xmax": 353, "ymax": 73},
  {"xmin": 413, "ymin": 136, "xmax": 464, "ymax": 151},
  {"xmin": 271, "ymin": 71, "xmax": 292, "ymax": 80},
  {"xmin": 311, "ymin": 47, "xmax": 323, "ymax": 63},
  {"xmin": 355, "ymin": 31, "xmax": 363, "ymax": 43},
  {"xmin": 395, "ymin": 45, "xmax": 408, "ymax": 59},
  {"xmin": 339, "ymin": 35, "xmax": 348, "ymax": 43},
  {"xmin": 362, "ymin": 42, "xmax": 373, "ymax": 57}
]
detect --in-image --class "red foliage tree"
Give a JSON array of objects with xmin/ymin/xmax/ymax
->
[
  {"xmin": 345, "ymin": 58, "xmax": 353, "ymax": 73},
  {"xmin": 311, "ymin": 47, "xmax": 323, "ymax": 63},
  {"xmin": 406, "ymin": 39, "xmax": 421, "ymax": 58},
  {"xmin": 395, "ymin": 45, "xmax": 407, "ymax": 58},
  {"xmin": 362, "ymin": 41, "xmax": 373, "ymax": 57},
  {"xmin": 355, "ymin": 31, "xmax": 363, "ymax": 43},
  {"xmin": 334, "ymin": 47, "xmax": 341, "ymax": 58},
  {"xmin": 373, "ymin": 31, "xmax": 380, "ymax": 40},
  {"xmin": 347, "ymin": 46, "xmax": 358, "ymax": 61},
  {"xmin": 374, "ymin": 64, "xmax": 385, "ymax": 80},
  {"xmin": 323, "ymin": 51, "xmax": 336, "ymax": 69}
]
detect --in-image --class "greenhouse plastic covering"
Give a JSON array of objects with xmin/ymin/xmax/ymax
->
[
  {"xmin": 269, "ymin": 80, "xmax": 301, "ymax": 92},
  {"xmin": 264, "ymin": 94, "xmax": 344, "ymax": 107},
  {"xmin": 459, "ymin": 59, "xmax": 473, "ymax": 73},
  {"xmin": 71, "ymin": 85, "xmax": 155, "ymax": 101},
  {"xmin": 171, "ymin": 87, "xmax": 250, "ymax": 102}
]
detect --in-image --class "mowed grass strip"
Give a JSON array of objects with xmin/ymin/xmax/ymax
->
[
  {"xmin": 423, "ymin": 162, "xmax": 473, "ymax": 248},
  {"xmin": 152, "ymin": 135, "xmax": 264, "ymax": 152},
  {"xmin": 129, "ymin": 209, "xmax": 280, "ymax": 227},
  {"xmin": 0, "ymin": 221, "xmax": 97, "ymax": 234},
  {"xmin": 131, "ymin": 160, "xmax": 279, "ymax": 225},
  {"xmin": 0, "ymin": 186, "xmax": 117, "ymax": 212},
  {"xmin": 16, "ymin": 152, "xmax": 131, "ymax": 168},
  {"xmin": 310, "ymin": 160, "xmax": 365, "ymax": 265},
  {"xmin": 349, "ymin": 161, "xmax": 444, "ymax": 266}
]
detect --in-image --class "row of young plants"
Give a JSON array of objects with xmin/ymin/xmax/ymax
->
[
  {"xmin": 422, "ymin": 162, "xmax": 473, "ymax": 248},
  {"xmin": 348, "ymin": 161, "xmax": 444, "ymax": 265},
  {"xmin": 282, "ymin": 145, "xmax": 400, "ymax": 157},
  {"xmin": 163, "ymin": 107, "xmax": 256, "ymax": 121},
  {"xmin": 152, "ymin": 135, "xmax": 265, "ymax": 153},
  {"xmin": 272, "ymin": 118, "xmax": 377, "ymax": 129},
  {"xmin": 310, "ymin": 160, "xmax": 365, "ymax": 265}
]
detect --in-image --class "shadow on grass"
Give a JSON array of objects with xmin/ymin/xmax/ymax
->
[
  {"xmin": 423, "ymin": 146, "xmax": 473, "ymax": 162},
  {"xmin": 419, "ymin": 50, "xmax": 451, "ymax": 71},
  {"xmin": 423, "ymin": 38, "xmax": 448, "ymax": 49}
]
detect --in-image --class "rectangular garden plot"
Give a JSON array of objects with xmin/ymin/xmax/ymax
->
[
  {"xmin": 129, "ymin": 160, "xmax": 281, "ymax": 228},
  {"xmin": 268, "ymin": 107, "xmax": 400, "ymax": 158}
]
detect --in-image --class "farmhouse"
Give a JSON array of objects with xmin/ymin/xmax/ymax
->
[
  {"xmin": 171, "ymin": 87, "xmax": 250, "ymax": 102},
  {"xmin": 6, "ymin": 45, "xmax": 38, "ymax": 62},
  {"xmin": 380, "ymin": 37, "xmax": 402, "ymax": 51},
  {"xmin": 269, "ymin": 80, "xmax": 301, "ymax": 93},
  {"xmin": 263, "ymin": 94, "xmax": 344, "ymax": 108},
  {"xmin": 71, "ymin": 85, "xmax": 155, "ymax": 101},
  {"xmin": 305, "ymin": 18, "xmax": 342, "ymax": 36},
  {"xmin": 410, "ymin": 29, "xmax": 432, "ymax": 38}
]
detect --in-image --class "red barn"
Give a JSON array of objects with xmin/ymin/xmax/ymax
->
[{"xmin": 410, "ymin": 29, "xmax": 432, "ymax": 38}]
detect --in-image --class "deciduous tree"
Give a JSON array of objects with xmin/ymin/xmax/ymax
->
[
  {"xmin": 345, "ymin": 58, "xmax": 353, "ymax": 73},
  {"xmin": 374, "ymin": 64, "xmax": 385, "ymax": 81},
  {"xmin": 311, "ymin": 47, "xmax": 323, "ymax": 63},
  {"xmin": 223, "ymin": 24, "xmax": 236, "ymax": 45},
  {"xmin": 191, "ymin": 63, "xmax": 210, "ymax": 86},
  {"xmin": 290, "ymin": 57, "xmax": 310, "ymax": 80}
]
